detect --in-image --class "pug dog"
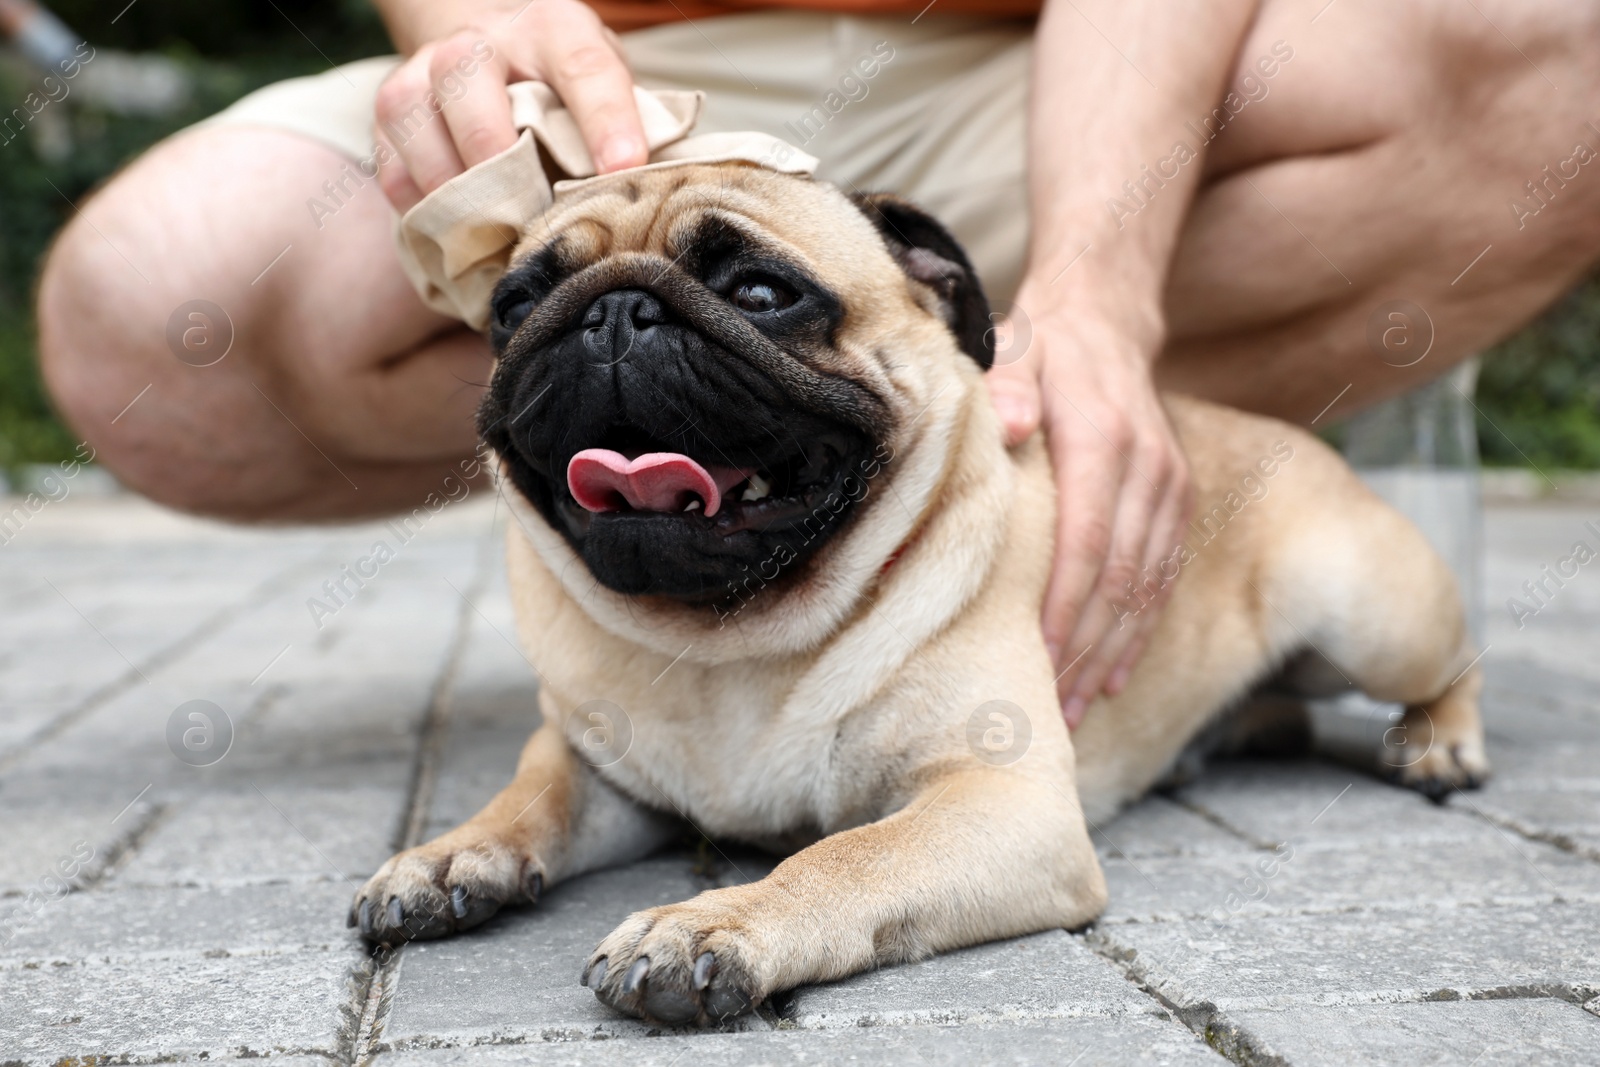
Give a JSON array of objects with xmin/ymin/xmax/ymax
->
[{"xmin": 350, "ymin": 163, "xmax": 1488, "ymax": 1025}]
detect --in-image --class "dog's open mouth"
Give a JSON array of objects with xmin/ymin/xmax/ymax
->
[{"xmin": 559, "ymin": 429, "xmax": 859, "ymax": 537}]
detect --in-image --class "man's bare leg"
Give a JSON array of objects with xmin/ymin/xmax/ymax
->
[
  {"xmin": 36, "ymin": 0, "xmax": 1600, "ymax": 521},
  {"xmin": 1157, "ymin": 0, "xmax": 1600, "ymax": 419},
  {"xmin": 37, "ymin": 127, "xmax": 489, "ymax": 521}
]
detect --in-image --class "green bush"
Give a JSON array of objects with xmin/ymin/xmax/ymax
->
[{"xmin": 1474, "ymin": 278, "xmax": 1600, "ymax": 469}]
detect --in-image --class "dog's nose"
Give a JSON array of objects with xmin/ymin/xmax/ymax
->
[{"xmin": 581, "ymin": 290, "xmax": 668, "ymax": 362}]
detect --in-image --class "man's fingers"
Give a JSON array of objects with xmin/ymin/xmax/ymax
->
[
  {"xmin": 533, "ymin": 6, "xmax": 646, "ymax": 172},
  {"xmin": 1040, "ymin": 413, "xmax": 1125, "ymax": 701},
  {"xmin": 375, "ymin": 56, "xmax": 468, "ymax": 199},
  {"xmin": 431, "ymin": 33, "xmax": 518, "ymax": 168},
  {"xmin": 1104, "ymin": 632, "xmax": 1151, "ymax": 696},
  {"xmin": 373, "ymin": 128, "xmax": 427, "ymax": 213},
  {"xmin": 985, "ymin": 331, "xmax": 1043, "ymax": 446},
  {"xmin": 1060, "ymin": 468, "xmax": 1161, "ymax": 716}
]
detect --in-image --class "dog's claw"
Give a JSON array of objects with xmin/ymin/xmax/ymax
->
[
  {"xmin": 451, "ymin": 885, "xmax": 468, "ymax": 919},
  {"xmin": 693, "ymin": 951, "xmax": 716, "ymax": 990},
  {"xmin": 623, "ymin": 956, "xmax": 650, "ymax": 995},
  {"xmin": 525, "ymin": 870, "xmax": 544, "ymax": 902},
  {"xmin": 358, "ymin": 900, "xmax": 375, "ymax": 937},
  {"xmin": 583, "ymin": 958, "xmax": 608, "ymax": 989},
  {"xmin": 386, "ymin": 897, "xmax": 405, "ymax": 930}
]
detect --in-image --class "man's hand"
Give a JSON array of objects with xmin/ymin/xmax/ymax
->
[
  {"xmin": 988, "ymin": 300, "xmax": 1192, "ymax": 728},
  {"xmin": 370, "ymin": 0, "xmax": 648, "ymax": 213},
  {"xmin": 1013, "ymin": 0, "xmax": 1257, "ymax": 725}
]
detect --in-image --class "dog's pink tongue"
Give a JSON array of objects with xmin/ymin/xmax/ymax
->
[{"xmin": 567, "ymin": 449, "xmax": 749, "ymax": 516}]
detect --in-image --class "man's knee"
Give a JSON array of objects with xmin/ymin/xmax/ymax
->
[
  {"xmin": 36, "ymin": 124, "xmax": 478, "ymax": 520},
  {"xmin": 34, "ymin": 128, "xmax": 298, "ymax": 514},
  {"xmin": 37, "ymin": 202, "xmax": 135, "ymax": 435}
]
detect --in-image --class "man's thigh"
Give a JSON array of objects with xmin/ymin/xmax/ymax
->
[
  {"xmin": 622, "ymin": 1, "xmax": 1600, "ymax": 420},
  {"xmin": 38, "ymin": 124, "xmax": 485, "ymax": 519},
  {"xmin": 1161, "ymin": 0, "xmax": 1600, "ymax": 416}
]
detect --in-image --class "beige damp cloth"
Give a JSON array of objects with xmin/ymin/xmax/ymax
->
[
  {"xmin": 197, "ymin": 13, "xmax": 1031, "ymax": 315},
  {"xmin": 394, "ymin": 82, "xmax": 818, "ymax": 331}
]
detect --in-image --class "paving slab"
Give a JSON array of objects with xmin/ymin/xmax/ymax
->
[
  {"xmin": 780, "ymin": 930, "xmax": 1153, "ymax": 1029},
  {"xmin": 1096, "ymin": 899, "xmax": 1600, "ymax": 1014},
  {"xmin": 1471, "ymin": 785, "xmax": 1600, "ymax": 860},
  {"xmin": 1483, "ymin": 504, "xmax": 1600, "ymax": 685},
  {"xmin": 1168, "ymin": 761, "xmax": 1497, "ymax": 847},
  {"xmin": 370, "ymin": 1016, "xmax": 1223, "ymax": 1066},
  {"xmin": 0, "ymin": 950, "xmax": 361, "ymax": 1063},
  {"xmin": 1226, "ymin": 998, "xmax": 1600, "ymax": 1067},
  {"xmin": 0, "ymin": 793, "xmax": 158, "ymax": 896},
  {"xmin": 111, "ymin": 783, "xmax": 410, "ymax": 889},
  {"xmin": 1101, "ymin": 830, "xmax": 1600, "ymax": 923},
  {"xmin": 418, "ymin": 599, "xmax": 543, "ymax": 842},
  {"xmin": 375, "ymin": 857, "xmax": 720, "ymax": 1049},
  {"xmin": 1097, "ymin": 795, "xmax": 1248, "ymax": 858},
  {"xmin": 0, "ymin": 880, "xmax": 353, "ymax": 964}
]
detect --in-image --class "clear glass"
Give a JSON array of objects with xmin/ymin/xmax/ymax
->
[{"xmin": 1341, "ymin": 358, "xmax": 1484, "ymax": 639}]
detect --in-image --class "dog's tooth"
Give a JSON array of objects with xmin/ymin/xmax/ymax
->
[
  {"xmin": 741, "ymin": 472, "xmax": 772, "ymax": 502},
  {"xmin": 684, "ymin": 499, "xmax": 702, "ymax": 512}
]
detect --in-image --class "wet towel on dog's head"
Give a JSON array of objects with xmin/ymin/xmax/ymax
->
[{"xmin": 394, "ymin": 82, "xmax": 818, "ymax": 331}]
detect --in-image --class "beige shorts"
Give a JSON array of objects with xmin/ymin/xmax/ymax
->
[{"xmin": 201, "ymin": 13, "xmax": 1032, "ymax": 306}]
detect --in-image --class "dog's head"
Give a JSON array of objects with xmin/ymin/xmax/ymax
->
[{"xmin": 480, "ymin": 164, "xmax": 996, "ymax": 648}]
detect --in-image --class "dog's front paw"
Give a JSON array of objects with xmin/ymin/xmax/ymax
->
[
  {"xmin": 350, "ymin": 829, "xmax": 544, "ymax": 945},
  {"xmin": 582, "ymin": 891, "xmax": 764, "ymax": 1026}
]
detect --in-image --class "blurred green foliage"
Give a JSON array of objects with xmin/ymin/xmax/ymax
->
[
  {"xmin": 1, "ymin": 3, "xmax": 1597, "ymax": 472},
  {"xmin": 0, "ymin": 1, "xmax": 388, "ymax": 470},
  {"xmin": 1475, "ymin": 278, "xmax": 1600, "ymax": 468}
]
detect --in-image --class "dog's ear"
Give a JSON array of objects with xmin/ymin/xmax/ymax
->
[{"xmin": 849, "ymin": 192, "xmax": 994, "ymax": 369}]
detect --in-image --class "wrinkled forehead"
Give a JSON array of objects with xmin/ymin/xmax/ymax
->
[{"xmin": 509, "ymin": 165, "xmax": 890, "ymax": 283}]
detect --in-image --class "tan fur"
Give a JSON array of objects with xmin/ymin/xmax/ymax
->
[{"xmin": 353, "ymin": 165, "xmax": 1487, "ymax": 1021}]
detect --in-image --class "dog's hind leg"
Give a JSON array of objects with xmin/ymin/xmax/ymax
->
[
  {"xmin": 578, "ymin": 764, "xmax": 1105, "ymax": 1026},
  {"xmin": 350, "ymin": 711, "xmax": 678, "ymax": 944},
  {"xmin": 1258, "ymin": 476, "xmax": 1490, "ymax": 800}
]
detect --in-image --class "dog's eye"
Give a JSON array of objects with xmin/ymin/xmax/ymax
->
[
  {"xmin": 729, "ymin": 281, "xmax": 794, "ymax": 314},
  {"xmin": 496, "ymin": 296, "xmax": 535, "ymax": 331}
]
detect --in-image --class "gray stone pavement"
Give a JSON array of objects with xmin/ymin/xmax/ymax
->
[{"xmin": 1, "ymin": 493, "xmax": 1597, "ymax": 1065}]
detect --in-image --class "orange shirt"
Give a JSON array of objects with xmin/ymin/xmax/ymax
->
[{"xmin": 589, "ymin": 1, "xmax": 1042, "ymax": 32}]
